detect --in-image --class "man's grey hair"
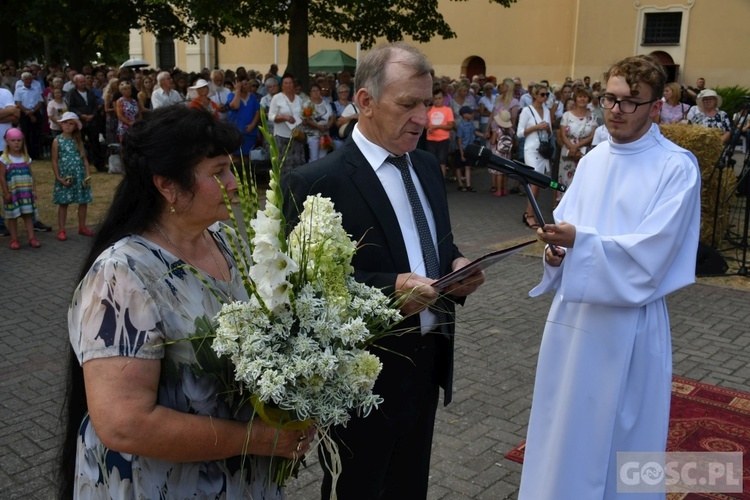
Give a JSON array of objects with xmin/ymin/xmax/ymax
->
[
  {"xmin": 264, "ymin": 78, "xmax": 278, "ymax": 88},
  {"xmin": 355, "ymin": 42, "xmax": 432, "ymax": 101},
  {"xmin": 156, "ymin": 71, "xmax": 171, "ymax": 84},
  {"xmin": 21, "ymin": 72, "xmax": 32, "ymax": 80}
]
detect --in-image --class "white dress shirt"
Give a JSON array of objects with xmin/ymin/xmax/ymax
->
[
  {"xmin": 352, "ymin": 125, "xmax": 439, "ymax": 333},
  {"xmin": 151, "ymin": 87, "xmax": 185, "ymax": 109}
]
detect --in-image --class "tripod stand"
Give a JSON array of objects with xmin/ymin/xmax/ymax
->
[
  {"xmin": 725, "ymin": 146, "xmax": 750, "ymax": 276},
  {"xmin": 737, "ymin": 153, "xmax": 749, "ymax": 275},
  {"xmin": 716, "ymin": 103, "xmax": 750, "ymax": 276},
  {"xmin": 709, "ymin": 111, "xmax": 746, "ymax": 248}
]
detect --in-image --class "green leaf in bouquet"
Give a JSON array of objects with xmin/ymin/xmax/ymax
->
[{"xmin": 188, "ymin": 315, "xmax": 244, "ymax": 411}]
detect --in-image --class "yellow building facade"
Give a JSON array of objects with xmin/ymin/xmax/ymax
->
[{"xmin": 129, "ymin": 0, "xmax": 750, "ymax": 87}]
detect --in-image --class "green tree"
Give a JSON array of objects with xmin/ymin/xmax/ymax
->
[
  {"xmin": 3, "ymin": 0, "xmax": 518, "ymax": 78},
  {"xmin": 2, "ymin": 0, "xmax": 180, "ymax": 69},
  {"xmin": 151, "ymin": 0, "xmax": 519, "ymax": 84}
]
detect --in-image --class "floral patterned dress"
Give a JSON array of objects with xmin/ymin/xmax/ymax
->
[
  {"xmin": 557, "ymin": 111, "xmax": 598, "ymax": 200},
  {"xmin": 302, "ymin": 100, "xmax": 332, "ymax": 139},
  {"xmin": 53, "ymin": 137, "xmax": 93, "ymax": 206},
  {"xmin": 68, "ymin": 224, "xmax": 282, "ymax": 499},
  {"xmin": 659, "ymin": 101, "xmax": 690, "ymax": 124},
  {"xmin": 689, "ymin": 109, "xmax": 732, "ymax": 132},
  {"xmin": 117, "ymin": 97, "xmax": 139, "ymax": 139},
  {"xmin": 1, "ymin": 154, "xmax": 36, "ymax": 218}
]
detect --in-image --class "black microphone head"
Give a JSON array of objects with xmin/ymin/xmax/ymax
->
[{"xmin": 464, "ymin": 143, "xmax": 490, "ymax": 163}]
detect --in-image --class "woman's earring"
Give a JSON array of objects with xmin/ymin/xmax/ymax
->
[{"xmin": 169, "ymin": 205, "xmax": 176, "ymax": 214}]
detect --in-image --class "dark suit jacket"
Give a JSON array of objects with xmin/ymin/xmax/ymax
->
[
  {"xmin": 282, "ymin": 140, "xmax": 463, "ymax": 407},
  {"xmin": 67, "ymin": 89, "xmax": 99, "ymax": 128}
]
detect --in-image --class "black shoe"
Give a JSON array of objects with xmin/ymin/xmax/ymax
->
[
  {"xmin": 0, "ymin": 226, "xmax": 9, "ymax": 237},
  {"xmin": 33, "ymin": 220, "xmax": 52, "ymax": 232},
  {"xmin": 509, "ymin": 187, "xmax": 520, "ymax": 194}
]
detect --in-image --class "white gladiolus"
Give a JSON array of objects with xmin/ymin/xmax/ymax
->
[{"xmin": 206, "ymin": 120, "xmax": 403, "ymax": 488}]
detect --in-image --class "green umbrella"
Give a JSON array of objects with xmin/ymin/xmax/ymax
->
[{"xmin": 308, "ymin": 50, "xmax": 357, "ymax": 74}]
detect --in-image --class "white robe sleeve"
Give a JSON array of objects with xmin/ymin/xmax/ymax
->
[
  {"xmin": 556, "ymin": 153, "xmax": 700, "ymax": 307},
  {"xmin": 529, "ymin": 246, "xmax": 565, "ymax": 297}
]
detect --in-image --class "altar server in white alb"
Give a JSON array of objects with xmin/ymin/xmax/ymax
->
[{"xmin": 519, "ymin": 55, "xmax": 701, "ymax": 499}]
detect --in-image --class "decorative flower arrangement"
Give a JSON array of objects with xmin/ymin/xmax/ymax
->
[
  {"xmin": 301, "ymin": 101, "xmax": 316, "ymax": 120},
  {"xmin": 209, "ymin": 111, "xmax": 403, "ymax": 491},
  {"xmin": 319, "ymin": 134, "xmax": 334, "ymax": 152}
]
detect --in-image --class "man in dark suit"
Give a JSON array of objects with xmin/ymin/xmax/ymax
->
[
  {"xmin": 67, "ymin": 74, "xmax": 105, "ymax": 171},
  {"xmin": 282, "ymin": 42, "xmax": 484, "ymax": 500}
]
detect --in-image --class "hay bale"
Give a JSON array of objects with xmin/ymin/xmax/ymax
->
[{"xmin": 659, "ymin": 123, "xmax": 735, "ymax": 245}]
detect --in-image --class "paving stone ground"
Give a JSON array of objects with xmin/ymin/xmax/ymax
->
[{"xmin": 1, "ymin": 166, "xmax": 749, "ymax": 499}]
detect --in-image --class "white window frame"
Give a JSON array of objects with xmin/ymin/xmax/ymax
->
[{"xmin": 633, "ymin": 1, "xmax": 694, "ymax": 68}]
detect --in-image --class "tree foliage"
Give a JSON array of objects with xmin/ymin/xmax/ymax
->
[
  {"xmin": 715, "ymin": 86, "xmax": 750, "ymax": 118},
  {"xmin": 171, "ymin": 0, "xmax": 518, "ymax": 86},
  {"xmin": 3, "ymin": 0, "xmax": 172, "ymax": 68},
  {"xmin": 3, "ymin": 0, "xmax": 518, "ymax": 81}
]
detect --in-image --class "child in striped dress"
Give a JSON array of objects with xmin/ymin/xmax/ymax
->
[{"xmin": 0, "ymin": 127, "xmax": 40, "ymax": 249}]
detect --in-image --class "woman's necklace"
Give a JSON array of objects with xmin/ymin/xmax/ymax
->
[
  {"xmin": 202, "ymin": 231, "xmax": 229, "ymax": 282},
  {"xmin": 153, "ymin": 220, "xmax": 192, "ymax": 264},
  {"xmin": 153, "ymin": 221, "xmax": 229, "ymax": 282}
]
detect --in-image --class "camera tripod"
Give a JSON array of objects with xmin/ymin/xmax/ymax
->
[
  {"xmin": 724, "ymin": 145, "xmax": 750, "ymax": 276},
  {"xmin": 714, "ymin": 105, "xmax": 750, "ymax": 276}
]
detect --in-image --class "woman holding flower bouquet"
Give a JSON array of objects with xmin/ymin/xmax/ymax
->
[
  {"xmin": 59, "ymin": 106, "xmax": 315, "ymax": 499},
  {"xmin": 301, "ymin": 83, "xmax": 335, "ymax": 162}
]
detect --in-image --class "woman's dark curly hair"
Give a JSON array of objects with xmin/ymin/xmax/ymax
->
[{"xmin": 58, "ymin": 106, "xmax": 241, "ymax": 499}]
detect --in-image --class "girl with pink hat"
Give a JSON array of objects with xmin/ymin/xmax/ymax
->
[
  {"xmin": 52, "ymin": 112, "xmax": 94, "ymax": 241},
  {"xmin": 0, "ymin": 127, "xmax": 41, "ymax": 249}
]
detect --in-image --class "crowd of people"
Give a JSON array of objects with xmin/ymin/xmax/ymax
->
[
  {"xmin": 0, "ymin": 55, "xmax": 743, "ymax": 251},
  {"xmin": 0, "ymin": 53, "xmax": 744, "ymax": 253},
  {"xmin": 0, "ymin": 58, "xmax": 740, "ymax": 176}
]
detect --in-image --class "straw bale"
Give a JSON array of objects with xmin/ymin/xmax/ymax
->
[{"xmin": 659, "ymin": 123, "xmax": 735, "ymax": 245}]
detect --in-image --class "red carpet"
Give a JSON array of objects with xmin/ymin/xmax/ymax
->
[{"xmin": 505, "ymin": 377, "xmax": 750, "ymax": 499}]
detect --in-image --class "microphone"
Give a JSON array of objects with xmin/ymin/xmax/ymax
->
[{"xmin": 465, "ymin": 143, "xmax": 566, "ymax": 192}]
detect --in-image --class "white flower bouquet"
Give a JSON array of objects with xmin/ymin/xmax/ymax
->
[{"xmin": 210, "ymin": 112, "xmax": 403, "ymax": 489}]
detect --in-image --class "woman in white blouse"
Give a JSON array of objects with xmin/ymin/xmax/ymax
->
[
  {"xmin": 516, "ymin": 84, "xmax": 552, "ymax": 229},
  {"xmin": 269, "ymin": 74, "xmax": 306, "ymax": 172}
]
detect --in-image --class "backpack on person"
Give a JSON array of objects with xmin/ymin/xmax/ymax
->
[
  {"xmin": 495, "ymin": 130, "xmax": 515, "ymax": 159},
  {"xmin": 338, "ymin": 104, "xmax": 358, "ymax": 140}
]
